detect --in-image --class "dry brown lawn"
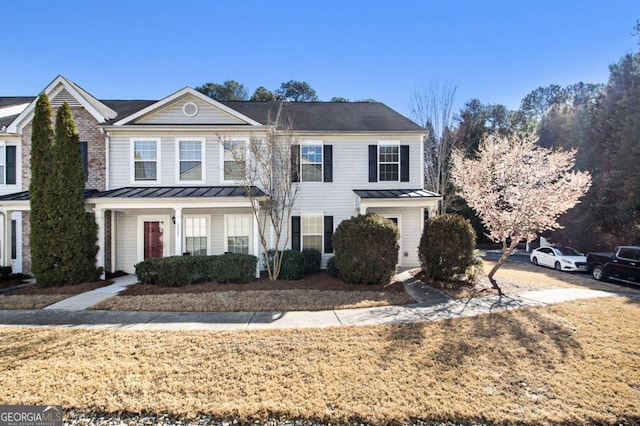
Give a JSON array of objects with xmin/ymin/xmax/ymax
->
[
  {"xmin": 1, "ymin": 296, "xmax": 638, "ymax": 424},
  {"xmin": 92, "ymin": 289, "xmax": 414, "ymax": 312},
  {"xmin": 92, "ymin": 272, "xmax": 413, "ymax": 312},
  {"xmin": 425, "ymin": 260, "xmax": 640, "ymax": 299},
  {"xmin": 0, "ymin": 281, "xmax": 111, "ymax": 310}
]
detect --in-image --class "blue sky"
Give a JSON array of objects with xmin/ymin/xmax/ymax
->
[{"xmin": 1, "ymin": 1, "xmax": 638, "ymax": 119}]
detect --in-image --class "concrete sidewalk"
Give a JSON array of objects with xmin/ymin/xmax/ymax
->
[
  {"xmin": 0, "ymin": 284, "xmax": 635, "ymax": 330},
  {"xmin": 43, "ymin": 274, "xmax": 139, "ymax": 310}
]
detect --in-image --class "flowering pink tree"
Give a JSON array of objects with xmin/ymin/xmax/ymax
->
[{"xmin": 450, "ymin": 133, "xmax": 591, "ymax": 293}]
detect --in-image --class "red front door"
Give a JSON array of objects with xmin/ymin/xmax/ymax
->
[{"xmin": 143, "ymin": 221, "xmax": 164, "ymax": 259}]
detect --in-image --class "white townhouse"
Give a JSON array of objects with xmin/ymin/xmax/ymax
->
[{"xmin": 0, "ymin": 76, "xmax": 440, "ymax": 276}]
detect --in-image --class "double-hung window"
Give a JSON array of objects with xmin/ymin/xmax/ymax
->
[
  {"xmin": 133, "ymin": 139, "xmax": 159, "ymax": 182},
  {"xmin": 378, "ymin": 142, "xmax": 399, "ymax": 181},
  {"xmin": 0, "ymin": 145, "xmax": 17, "ymax": 185},
  {"xmin": 225, "ymin": 215, "xmax": 250, "ymax": 254},
  {"xmin": 302, "ymin": 215, "xmax": 323, "ymax": 251},
  {"xmin": 301, "ymin": 144, "xmax": 322, "ymax": 182},
  {"xmin": 222, "ymin": 139, "xmax": 247, "ymax": 182},
  {"xmin": 178, "ymin": 138, "xmax": 204, "ymax": 182},
  {"xmin": 184, "ymin": 216, "xmax": 208, "ymax": 256}
]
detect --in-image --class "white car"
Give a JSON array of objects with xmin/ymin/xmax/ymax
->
[{"xmin": 530, "ymin": 246, "xmax": 588, "ymax": 272}]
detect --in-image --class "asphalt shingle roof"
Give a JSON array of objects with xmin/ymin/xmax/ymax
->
[{"xmin": 0, "ymin": 95, "xmax": 424, "ymax": 132}]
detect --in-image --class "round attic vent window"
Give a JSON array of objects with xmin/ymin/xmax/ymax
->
[{"xmin": 183, "ymin": 101, "xmax": 199, "ymax": 117}]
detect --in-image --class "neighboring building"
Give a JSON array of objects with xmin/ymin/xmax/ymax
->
[{"xmin": 0, "ymin": 75, "xmax": 440, "ymax": 276}]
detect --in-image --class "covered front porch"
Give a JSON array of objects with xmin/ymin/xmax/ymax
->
[
  {"xmin": 353, "ymin": 189, "xmax": 442, "ymax": 267},
  {"xmin": 89, "ymin": 186, "xmax": 266, "ymax": 275}
]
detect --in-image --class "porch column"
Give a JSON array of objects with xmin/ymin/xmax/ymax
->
[
  {"xmin": 174, "ymin": 207, "xmax": 183, "ymax": 256},
  {"xmin": 95, "ymin": 208, "xmax": 105, "ymax": 279},
  {"xmin": 2, "ymin": 210, "xmax": 12, "ymax": 267}
]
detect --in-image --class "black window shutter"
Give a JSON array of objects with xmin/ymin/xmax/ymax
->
[
  {"xmin": 5, "ymin": 146, "xmax": 16, "ymax": 185},
  {"xmin": 323, "ymin": 145, "xmax": 333, "ymax": 182},
  {"xmin": 80, "ymin": 142, "xmax": 88, "ymax": 182},
  {"xmin": 291, "ymin": 216, "xmax": 301, "ymax": 251},
  {"xmin": 400, "ymin": 145, "xmax": 410, "ymax": 182},
  {"xmin": 291, "ymin": 145, "xmax": 300, "ymax": 183},
  {"xmin": 324, "ymin": 216, "xmax": 334, "ymax": 253},
  {"xmin": 368, "ymin": 145, "xmax": 377, "ymax": 182}
]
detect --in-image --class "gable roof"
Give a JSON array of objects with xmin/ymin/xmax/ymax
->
[
  {"xmin": 112, "ymin": 87, "xmax": 262, "ymax": 126},
  {"xmin": 1, "ymin": 78, "xmax": 424, "ymax": 133},
  {"xmin": 6, "ymin": 75, "xmax": 117, "ymax": 133}
]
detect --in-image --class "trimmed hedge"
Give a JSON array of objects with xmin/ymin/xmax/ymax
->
[
  {"xmin": 302, "ymin": 248, "xmax": 321, "ymax": 275},
  {"xmin": 209, "ymin": 253, "xmax": 257, "ymax": 284},
  {"xmin": 279, "ymin": 250, "xmax": 305, "ymax": 280},
  {"xmin": 326, "ymin": 256, "xmax": 340, "ymax": 279},
  {"xmin": 135, "ymin": 253, "xmax": 257, "ymax": 286},
  {"xmin": 333, "ymin": 214, "xmax": 399, "ymax": 285},
  {"xmin": 0, "ymin": 266, "xmax": 12, "ymax": 281},
  {"xmin": 419, "ymin": 214, "xmax": 477, "ymax": 281}
]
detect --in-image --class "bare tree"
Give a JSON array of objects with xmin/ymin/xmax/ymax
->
[
  {"xmin": 409, "ymin": 82, "xmax": 459, "ymax": 213},
  {"xmin": 220, "ymin": 117, "xmax": 299, "ymax": 280},
  {"xmin": 450, "ymin": 132, "xmax": 591, "ymax": 294}
]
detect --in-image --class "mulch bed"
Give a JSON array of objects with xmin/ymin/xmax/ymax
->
[
  {"xmin": 0, "ymin": 275, "xmax": 31, "ymax": 290},
  {"xmin": 11, "ymin": 280, "xmax": 113, "ymax": 296},
  {"xmin": 416, "ymin": 271, "xmax": 548, "ymax": 299},
  {"xmin": 121, "ymin": 271, "xmax": 407, "ymax": 296}
]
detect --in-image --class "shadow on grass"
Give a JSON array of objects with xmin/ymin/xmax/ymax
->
[{"xmin": 435, "ymin": 304, "xmax": 583, "ymax": 368}]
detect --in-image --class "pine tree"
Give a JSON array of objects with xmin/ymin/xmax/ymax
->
[
  {"xmin": 29, "ymin": 93, "xmax": 56, "ymax": 286},
  {"xmin": 47, "ymin": 102, "xmax": 100, "ymax": 285}
]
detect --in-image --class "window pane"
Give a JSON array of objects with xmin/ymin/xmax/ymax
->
[
  {"xmin": 135, "ymin": 161, "xmax": 157, "ymax": 180},
  {"xmin": 379, "ymin": 145, "xmax": 398, "ymax": 163},
  {"xmin": 302, "ymin": 216, "xmax": 323, "ymax": 251},
  {"xmin": 226, "ymin": 216, "xmax": 250, "ymax": 254},
  {"xmin": 379, "ymin": 164, "xmax": 398, "ymax": 181},
  {"xmin": 302, "ymin": 235, "xmax": 322, "ymax": 251},
  {"xmin": 134, "ymin": 141, "xmax": 157, "ymax": 160},
  {"xmin": 301, "ymin": 164, "xmax": 322, "ymax": 182},
  {"xmin": 228, "ymin": 236, "xmax": 249, "ymax": 254},
  {"xmin": 224, "ymin": 161, "xmax": 244, "ymax": 181},
  {"xmin": 180, "ymin": 141, "xmax": 202, "ymax": 160},
  {"xmin": 180, "ymin": 161, "xmax": 202, "ymax": 180},
  {"xmin": 186, "ymin": 237, "xmax": 207, "ymax": 256},
  {"xmin": 224, "ymin": 140, "xmax": 246, "ymax": 180},
  {"xmin": 301, "ymin": 145, "xmax": 322, "ymax": 163},
  {"xmin": 185, "ymin": 217, "xmax": 207, "ymax": 255}
]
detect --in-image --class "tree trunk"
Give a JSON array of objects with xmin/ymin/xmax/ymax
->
[{"xmin": 487, "ymin": 238, "xmax": 522, "ymax": 295}]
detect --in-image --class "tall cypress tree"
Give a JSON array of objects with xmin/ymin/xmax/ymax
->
[
  {"xmin": 48, "ymin": 102, "xmax": 100, "ymax": 285},
  {"xmin": 29, "ymin": 93, "xmax": 56, "ymax": 286}
]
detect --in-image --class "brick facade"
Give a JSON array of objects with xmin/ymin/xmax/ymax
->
[
  {"xmin": 21, "ymin": 107, "xmax": 106, "ymax": 191},
  {"xmin": 19, "ymin": 106, "xmax": 107, "ymax": 274}
]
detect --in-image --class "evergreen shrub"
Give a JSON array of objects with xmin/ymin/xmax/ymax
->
[
  {"xmin": 333, "ymin": 214, "xmax": 399, "ymax": 285},
  {"xmin": 135, "ymin": 255, "xmax": 215, "ymax": 286},
  {"xmin": 419, "ymin": 214, "xmax": 477, "ymax": 281},
  {"xmin": 301, "ymin": 248, "xmax": 321, "ymax": 275},
  {"xmin": 209, "ymin": 253, "xmax": 257, "ymax": 284},
  {"xmin": 276, "ymin": 250, "xmax": 305, "ymax": 280},
  {"xmin": 326, "ymin": 256, "xmax": 340, "ymax": 279}
]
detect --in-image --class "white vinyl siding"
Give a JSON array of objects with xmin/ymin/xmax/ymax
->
[{"xmin": 137, "ymin": 96, "xmax": 248, "ymax": 125}]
